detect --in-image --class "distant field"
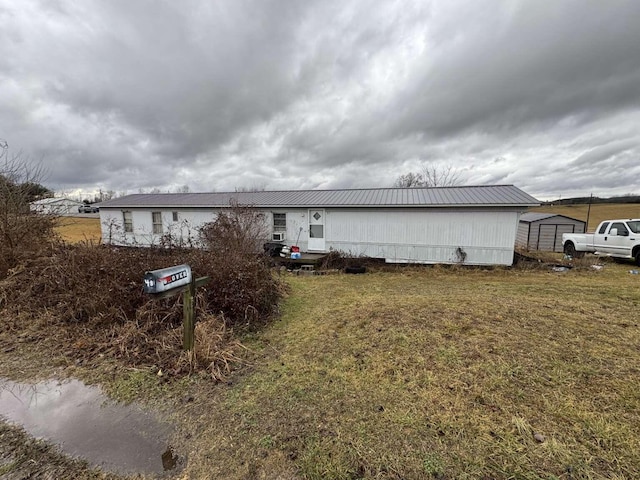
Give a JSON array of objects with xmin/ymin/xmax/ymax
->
[
  {"xmin": 54, "ymin": 217, "xmax": 101, "ymax": 243},
  {"xmin": 531, "ymin": 203, "xmax": 640, "ymax": 232}
]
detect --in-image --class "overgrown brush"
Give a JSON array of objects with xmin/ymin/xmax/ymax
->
[
  {"xmin": 0, "ymin": 151, "xmax": 57, "ymax": 278},
  {"xmin": 198, "ymin": 203, "xmax": 282, "ymax": 323},
  {"xmin": 513, "ymin": 248, "xmax": 612, "ymax": 271},
  {"xmin": 0, "ymin": 242, "xmax": 283, "ymax": 378},
  {"xmin": 317, "ymin": 250, "xmax": 383, "ymax": 270},
  {"xmin": 0, "ymin": 202, "xmax": 284, "ymax": 379},
  {"xmin": 199, "ymin": 200, "xmax": 267, "ymax": 255}
]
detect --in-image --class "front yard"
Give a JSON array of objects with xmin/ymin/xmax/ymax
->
[{"xmin": 2, "ymin": 261, "xmax": 639, "ymax": 479}]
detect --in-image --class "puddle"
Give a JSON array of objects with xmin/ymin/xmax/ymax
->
[{"xmin": 0, "ymin": 378, "xmax": 176, "ymax": 476}]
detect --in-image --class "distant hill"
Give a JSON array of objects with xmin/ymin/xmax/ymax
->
[{"xmin": 543, "ymin": 195, "xmax": 640, "ymax": 205}]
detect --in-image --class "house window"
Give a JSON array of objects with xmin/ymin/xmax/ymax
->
[
  {"xmin": 172, "ymin": 211, "xmax": 179, "ymax": 222},
  {"xmin": 152, "ymin": 212, "xmax": 163, "ymax": 234},
  {"xmin": 273, "ymin": 213, "xmax": 286, "ymax": 232},
  {"xmin": 123, "ymin": 211, "xmax": 133, "ymax": 233}
]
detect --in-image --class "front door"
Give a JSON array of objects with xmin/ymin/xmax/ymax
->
[{"xmin": 308, "ymin": 209, "xmax": 326, "ymax": 251}]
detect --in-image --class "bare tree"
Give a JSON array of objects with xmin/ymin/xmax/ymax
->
[
  {"xmin": 393, "ymin": 172, "xmax": 424, "ymax": 188},
  {"xmin": 0, "ymin": 142, "xmax": 57, "ymax": 278},
  {"xmin": 137, "ymin": 187, "xmax": 162, "ymax": 194},
  {"xmin": 235, "ymin": 182, "xmax": 266, "ymax": 192},
  {"xmin": 394, "ymin": 163, "xmax": 463, "ymax": 188},
  {"xmin": 94, "ymin": 189, "xmax": 116, "ymax": 203}
]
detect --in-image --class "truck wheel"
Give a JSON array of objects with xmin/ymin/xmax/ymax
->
[
  {"xmin": 563, "ymin": 242, "xmax": 584, "ymax": 259},
  {"xmin": 564, "ymin": 242, "xmax": 576, "ymax": 257}
]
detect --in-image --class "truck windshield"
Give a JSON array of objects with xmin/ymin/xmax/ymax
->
[{"xmin": 627, "ymin": 221, "xmax": 640, "ymax": 234}]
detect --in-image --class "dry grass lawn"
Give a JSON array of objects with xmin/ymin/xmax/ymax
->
[
  {"xmin": 54, "ymin": 217, "xmax": 101, "ymax": 243},
  {"xmin": 175, "ymin": 262, "xmax": 640, "ymax": 479}
]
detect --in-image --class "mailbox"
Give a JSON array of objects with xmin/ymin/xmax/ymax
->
[{"xmin": 143, "ymin": 264, "xmax": 192, "ymax": 295}]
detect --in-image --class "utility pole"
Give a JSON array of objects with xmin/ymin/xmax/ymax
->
[{"xmin": 586, "ymin": 193, "xmax": 593, "ymax": 232}]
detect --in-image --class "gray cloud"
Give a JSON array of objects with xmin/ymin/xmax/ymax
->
[{"xmin": 1, "ymin": 0, "xmax": 640, "ymax": 200}]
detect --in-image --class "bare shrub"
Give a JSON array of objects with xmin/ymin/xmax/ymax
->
[
  {"xmin": 0, "ymin": 238, "xmax": 284, "ymax": 378},
  {"xmin": 159, "ymin": 220, "xmax": 198, "ymax": 249},
  {"xmin": 0, "ymin": 197, "xmax": 284, "ymax": 378},
  {"xmin": 197, "ymin": 202, "xmax": 282, "ymax": 324},
  {"xmin": 0, "ymin": 150, "xmax": 57, "ymax": 278},
  {"xmin": 318, "ymin": 250, "xmax": 348, "ymax": 269},
  {"xmin": 513, "ymin": 248, "xmax": 612, "ymax": 272},
  {"xmin": 199, "ymin": 200, "xmax": 268, "ymax": 255},
  {"xmin": 102, "ymin": 217, "xmax": 121, "ymax": 245},
  {"xmin": 4, "ymin": 245, "xmax": 169, "ymax": 324},
  {"xmin": 317, "ymin": 250, "xmax": 384, "ymax": 271}
]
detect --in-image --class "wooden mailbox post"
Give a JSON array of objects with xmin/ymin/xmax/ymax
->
[{"xmin": 143, "ymin": 264, "xmax": 210, "ymax": 351}]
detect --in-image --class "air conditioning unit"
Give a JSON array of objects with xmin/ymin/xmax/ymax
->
[{"xmin": 272, "ymin": 232, "xmax": 285, "ymax": 242}]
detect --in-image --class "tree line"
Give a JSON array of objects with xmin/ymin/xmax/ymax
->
[{"xmin": 543, "ymin": 195, "xmax": 640, "ymax": 205}]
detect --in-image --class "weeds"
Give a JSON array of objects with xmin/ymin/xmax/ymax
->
[
  {"xmin": 0, "ymin": 202, "xmax": 284, "ymax": 380},
  {"xmin": 0, "ymin": 243, "xmax": 283, "ymax": 379},
  {"xmin": 318, "ymin": 250, "xmax": 384, "ymax": 270}
]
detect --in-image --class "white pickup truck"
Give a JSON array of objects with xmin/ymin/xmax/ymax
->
[{"xmin": 562, "ymin": 219, "xmax": 640, "ymax": 265}]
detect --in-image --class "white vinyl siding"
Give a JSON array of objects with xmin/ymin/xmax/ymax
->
[{"xmin": 326, "ymin": 209, "xmax": 519, "ymax": 265}]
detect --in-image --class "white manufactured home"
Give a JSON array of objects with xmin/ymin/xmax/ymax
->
[
  {"xmin": 30, "ymin": 197, "xmax": 84, "ymax": 216},
  {"xmin": 97, "ymin": 185, "xmax": 539, "ymax": 266}
]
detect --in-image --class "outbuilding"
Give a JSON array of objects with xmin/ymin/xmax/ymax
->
[
  {"xmin": 30, "ymin": 197, "xmax": 84, "ymax": 216},
  {"xmin": 97, "ymin": 185, "xmax": 539, "ymax": 266},
  {"xmin": 516, "ymin": 212, "xmax": 586, "ymax": 252}
]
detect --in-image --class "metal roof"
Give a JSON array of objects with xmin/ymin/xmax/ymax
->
[
  {"xmin": 97, "ymin": 185, "xmax": 539, "ymax": 209},
  {"xmin": 520, "ymin": 212, "xmax": 585, "ymax": 223}
]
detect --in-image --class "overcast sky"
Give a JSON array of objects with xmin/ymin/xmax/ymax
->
[{"xmin": 2, "ymin": 1, "xmax": 640, "ymax": 200}]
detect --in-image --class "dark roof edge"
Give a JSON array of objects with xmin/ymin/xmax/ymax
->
[
  {"xmin": 520, "ymin": 213, "xmax": 586, "ymax": 223},
  {"xmin": 100, "ymin": 203, "xmax": 539, "ymax": 209}
]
